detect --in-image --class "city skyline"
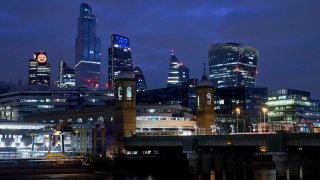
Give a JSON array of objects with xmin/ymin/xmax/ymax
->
[{"xmin": 0, "ymin": 1, "xmax": 319, "ymax": 98}]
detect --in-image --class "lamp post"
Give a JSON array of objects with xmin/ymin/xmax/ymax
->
[
  {"xmin": 262, "ymin": 107, "xmax": 268, "ymax": 132},
  {"xmin": 236, "ymin": 108, "xmax": 240, "ymax": 133}
]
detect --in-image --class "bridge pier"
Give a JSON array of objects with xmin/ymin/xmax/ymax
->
[
  {"xmin": 272, "ymin": 153, "xmax": 288, "ymax": 180},
  {"xmin": 186, "ymin": 152, "xmax": 199, "ymax": 175},
  {"xmin": 201, "ymin": 153, "xmax": 212, "ymax": 174},
  {"xmin": 288, "ymin": 153, "xmax": 300, "ymax": 180},
  {"xmin": 225, "ymin": 153, "xmax": 236, "ymax": 180},
  {"xmin": 213, "ymin": 153, "xmax": 224, "ymax": 180}
]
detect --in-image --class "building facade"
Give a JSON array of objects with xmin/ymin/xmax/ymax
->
[
  {"xmin": 267, "ymin": 88, "xmax": 320, "ymax": 132},
  {"xmin": 108, "ymin": 34, "xmax": 133, "ymax": 89},
  {"xmin": 75, "ymin": 3, "xmax": 101, "ymax": 89},
  {"xmin": 28, "ymin": 51, "xmax": 50, "ymax": 86},
  {"xmin": 208, "ymin": 43, "xmax": 258, "ymax": 88},
  {"xmin": 214, "ymin": 86, "xmax": 268, "ymax": 133},
  {"xmin": 0, "ymin": 88, "xmax": 113, "ymax": 121},
  {"xmin": 58, "ymin": 61, "xmax": 75, "ymax": 89},
  {"xmin": 166, "ymin": 51, "xmax": 189, "ymax": 87},
  {"xmin": 133, "ymin": 66, "xmax": 147, "ymax": 92}
]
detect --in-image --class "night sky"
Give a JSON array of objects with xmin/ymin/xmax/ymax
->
[{"xmin": 1, "ymin": 1, "xmax": 319, "ymax": 98}]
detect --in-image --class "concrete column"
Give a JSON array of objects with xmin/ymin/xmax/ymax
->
[
  {"xmin": 201, "ymin": 153, "xmax": 212, "ymax": 174},
  {"xmin": 213, "ymin": 153, "xmax": 224, "ymax": 180},
  {"xmin": 92, "ymin": 128, "xmax": 97, "ymax": 154},
  {"xmin": 186, "ymin": 152, "xmax": 199, "ymax": 175},
  {"xmin": 60, "ymin": 134, "xmax": 65, "ymax": 154},
  {"xmin": 288, "ymin": 153, "xmax": 300, "ymax": 180},
  {"xmin": 48, "ymin": 135, "xmax": 52, "ymax": 154},
  {"xmin": 272, "ymin": 153, "xmax": 288, "ymax": 180}
]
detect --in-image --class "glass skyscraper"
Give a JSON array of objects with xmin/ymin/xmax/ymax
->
[
  {"xmin": 28, "ymin": 51, "xmax": 50, "ymax": 86},
  {"xmin": 208, "ymin": 43, "xmax": 258, "ymax": 88},
  {"xmin": 167, "ymin": 51, "xmax": 189, "ymax": 87},
  {"xmin": 58, "ymin": 61, "xmax": 75, "ymax": 89},
  {"xmin": 133, "ymin": 66, "xmax": 147, "ymax": 92},
  {"xmin": 75, "ymin": 3, "xmax": 101, "ymax": 89},
  {"xmin": 108, "ymin": 34, "xmax": 133, "ymax": 89}
]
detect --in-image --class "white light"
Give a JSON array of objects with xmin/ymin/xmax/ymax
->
[
  {"xmin": 0, "ymin": 142, "xmax": 4, "ymax": 147},
  {"xmin": 11, "ymin": 143, "xmax": 15, "ymax": 147},
  {"xmin": 20, "ymin": 142, "xmax": 24, "ymax": 147},
  {"xmin": 45, "ymin": 142, "xmax": 49, "ymax": 148}
]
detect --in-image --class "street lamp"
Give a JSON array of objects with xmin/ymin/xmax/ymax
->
[
  {"xmin": 262, "ymin": 107, "xmax": 268, "ymax": 132},
  {"xmin": 236, "ymin": 108, "xmax": 240, "ymax": 133}
]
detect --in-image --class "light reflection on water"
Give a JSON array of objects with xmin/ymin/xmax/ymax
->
[{"xmin": 0, "ymin": 168, "xmax": 276, "ymax": 180}]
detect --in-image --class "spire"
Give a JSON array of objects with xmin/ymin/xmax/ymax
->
[
  {"xmin": 197, "ymin": 62, "xmax": 212, "ymax": 87},
  {"xmin": 202, "ymin": 63, "xmax": 208, "ymax": 80}
]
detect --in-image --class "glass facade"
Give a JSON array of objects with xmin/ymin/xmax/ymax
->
[
  {"xmin": 133, "ymin": 66, "xmax": 147, "ymax": 92},
  {"xmin": 58, "ymin": 61, "xmax": 75, "ymax": 89},
  {"xmin": 167, "ymin": 51, "xmax": 189, "ymax": 87},
  {"xmin": 267, "ymin": 89, "xmax": 320, "ymax": 125},
  {"xmin": 208, "ymin": 43, "xmax": 258, "ymax": 88},
  {"xmin": 214, "ymin": 87, "xmax": 268, "ymax": 133},
  {"xmin": 75, "ymin": 3, "xmax": 101, "ymax": 89},
  {"xmin": 28, "ymin": 51, "xmax": 50, "ymax": 86},
  {"xmin": 108, "ymin": 34, "xmax": 133, "ymax": 89},
  {"xmin": 0, "ymin": 89, "xmax": 113, "ymax": 121}
]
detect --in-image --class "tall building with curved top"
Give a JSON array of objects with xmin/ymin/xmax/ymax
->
[
  {"xmin": 108, "ymin": 34, "xmax": 133, "ymax": 89},
  {"xmin": 167, "ymin": 51, "xmax": 189, "ymax": 87},
  {"xmin": 208, "ymin": 43, "xmax": 258, "ymax": 88},
  {"xmin": 75, "ymin": 3, "xmax": 101, "ymax": 89},
  {"xmin": 133, "ymin": 66, "xmax": 147, "ymax": 92}
]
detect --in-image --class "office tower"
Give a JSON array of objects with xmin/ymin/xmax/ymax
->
[
  {"xmin": 167, "ymin": 51, "xmax": 189, "ymax": 87},
  {"xmin": 208, "ymin": 43, "xmax": 258, "ymax": 88},
  {"xmin": 267, "ymin": 89, "xmax": 320, "ymax": 132},
  {"xmin": 58, "ymin": 61, "xmax": 75, "ymax": 89},
  {"xmin": 75, "ymin": 3, "xmax": 101, "ymax": 89},
  {"xmin": 28, "ymin": 51, "xmax": 50, "ymax": 86},
  {"xmin": 133, "ymin": 66, "xmax": 147, "ymax": 92},
  {"xmin": 108, "ymin": 34, "xmax": 133, "ymax": 89}
]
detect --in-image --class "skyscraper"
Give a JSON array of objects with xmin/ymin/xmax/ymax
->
[
  {"xmin": 167, "ymin": 51, "xmax": 189, "ymax": 87},
  {"xmin": 108, "ymin": 34, "xmax": 133, "ymax": 89},
  {"xmin": 208, "ymin": 43, "xmax": 258, "ymax": 88},
  {"xmin": 133, "ymin": 66, "xmax": 147, "ymax": 92},
  {"xmin": 58, "ymin": 61, "xmax": 75, "ymax": 89},
  {"xmin": 75, "ymin": 3, "xmax": 101, "ymax": 89},
  {"xmin": 28, "ymin": 51, "xmax": 50, "ymax": 86}
]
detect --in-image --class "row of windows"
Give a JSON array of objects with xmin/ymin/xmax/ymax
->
[{"xmin": 118, "ymin": 87, "xmax": 132, "ymax": 100}]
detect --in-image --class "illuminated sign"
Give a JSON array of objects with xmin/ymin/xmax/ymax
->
[{"xmin": 36, "ymin": 52, "xmax": 47, "ymax": 63}]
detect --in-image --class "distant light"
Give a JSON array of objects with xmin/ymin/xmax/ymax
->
[{"xmin": 11, "ymin": 143, "xmax": 16, "ymax": 147}]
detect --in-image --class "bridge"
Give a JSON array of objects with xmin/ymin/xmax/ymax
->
[{"xmin": 124, "ymin": 133, "xmax": 320, "ymax": 180}]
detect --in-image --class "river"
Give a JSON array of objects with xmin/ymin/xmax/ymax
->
[{"xmin": 0, "ymin": 168, "xmax": 278, "ymax": 180}]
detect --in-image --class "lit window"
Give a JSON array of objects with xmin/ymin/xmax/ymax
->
[
  {"xmin": 127, "ymin": 87, "xmax": 132, "ymax": 100},
  {"xmin": 207, "ymin": 93, "xmax": 212, "ymax": 105},
  {"xmin": 197, "ymin": 96, "xmax": 200, "ymax": 109},
  {"xmin": 118, "ymin": 87, "xmax": 122, "ymax": 100}
]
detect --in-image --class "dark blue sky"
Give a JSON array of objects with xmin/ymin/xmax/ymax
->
[{"xmin": 1, "ymin": 1, "xmax": 320, "ymax": 98}]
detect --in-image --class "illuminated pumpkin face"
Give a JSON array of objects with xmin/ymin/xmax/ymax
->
[{"xmin": 37, "ymin": 54, "xmax": 47, "ymax": 63}]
